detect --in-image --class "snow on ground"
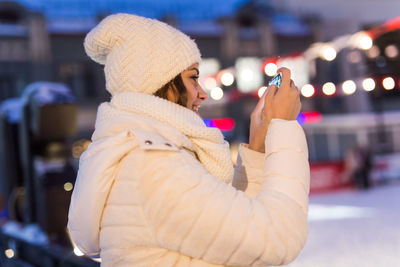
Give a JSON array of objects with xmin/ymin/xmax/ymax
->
[{"xmin": 288, "ymin": 181, "xmax": 400, "ymax": 267}]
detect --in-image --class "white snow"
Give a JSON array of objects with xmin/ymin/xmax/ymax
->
[{"xmin": 288, "ymin": 181, "xmax": 400, "ymax": 267}]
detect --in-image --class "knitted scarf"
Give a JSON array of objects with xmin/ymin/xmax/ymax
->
[{"xmin": 93, "ymin": 92, "xmax": 234, "ymax": 184}]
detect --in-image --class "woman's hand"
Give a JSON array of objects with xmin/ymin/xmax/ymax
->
[{"xmin": 248, "ymin": 68, "xmax": 301, "ymax": 153}]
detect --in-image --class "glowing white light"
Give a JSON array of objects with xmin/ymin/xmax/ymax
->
[
  {"xmin": 5, "ymin": 249, "xmax": 15, "ymax": 258},
  {"xmin": 203, "ymin": 77, "xmax": 217, "ymax": 90},
  {"xmin": 366, "ymin": 45, "xmax": 380, "ymax": 59},
  {"xmin": 322, "ymin": 82, "xmax": 336, "ymax": 96},
  {"xmin": 257, "ymin": 86, "xmax": 268, "ymax": 98},
  {"xmin": 199, "ymin": 58, "xmax": 220, "ymax": 76},
  {"xmin": 240, "ymin": 68, "xmax": 254, "ymax": 82},
  {"xmin": 235, "ymin": 57, "xmax": 263, "ymax": 93},
  {"xmin": 342, "ymin": 80, "xmax": 357, "ymax": 95},
  {"xmin": 210, "ymin": 87, "xmax": 224, "ymax": 100},
  {"xmin": 220, "ymin": 72, "xmax": 234, "ymax": 86},
  {"xmin": 362, "ymin": 78, "xmax": 375, "ymax": 91},
  {"xmin": 322, "ymin": 46, "xmax": 337, "ymax": 61},
  {"xmin": 359, "ymin": 35, "xmax": 373, "ymax": 50},
  {"xmin": 385, "ymin": 45, "xmax": 399, "ymax": 58},
  {"xmin": 382, "ymin": 77, "xmax": 395, "ymax": 90},
  {"xmin": 301, "ymin": 84, "xmax": 315, "ymax": 98},
  {"xmin": 64, "ymin": 182, "xmax": 73, "ymax": 192},
  {"xmin": 264, "ymin": 63, "xmax": 278, "ymax": 76},
  {"xmin": 74, "ymin": 247, "xmax": 84, "ymax": 257}
]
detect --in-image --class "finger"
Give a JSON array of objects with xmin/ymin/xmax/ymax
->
[
  {"xmin": 252, "ymin": 87, "xmax": 268, "ymax": 114},
  {"xmin": 276, "ymin": 67, "xmax": 291, "ymax": 90},
  {"xmin": 262, "ymin": 85, "xmax": 278, "ymax": 121},
  {"xmin": 259, "ymin": 84, "xmax": 275, "ymax": 106},
  {"xmin": 260, "ymin": 86, "xmax": 269, "ymax": 98},
  {"xmin": 264, "ymin": 85, "xmax": 277, "ymax": 110},
  {"xmin": 266, "ymin": 84, "xmax": 278, "ymax": 97}
]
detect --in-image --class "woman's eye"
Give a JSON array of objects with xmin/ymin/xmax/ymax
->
[{"xmin": 191, "ymin": 76, "xmax": 199, "ymax": 82}]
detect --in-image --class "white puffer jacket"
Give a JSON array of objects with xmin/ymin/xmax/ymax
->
[{"xmin": 68, "ymin": 95, "xmax": 310, "ymax": 267}]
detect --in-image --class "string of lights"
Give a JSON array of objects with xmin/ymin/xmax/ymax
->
[{"xmin": 200, "ymin": 16, "xmax": 400, "ymax": 101}]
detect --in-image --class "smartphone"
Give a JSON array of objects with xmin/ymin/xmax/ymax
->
[{"xmin": 268, "ymin": 72, "xmax": 282, "ymax": 88}]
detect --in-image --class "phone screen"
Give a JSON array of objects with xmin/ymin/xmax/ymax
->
[{"xmin": 268, "ymin": 73, "xmax": 282, "ymax": 88}]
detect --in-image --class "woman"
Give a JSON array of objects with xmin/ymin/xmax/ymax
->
[{"xmin": 68, "ymin": 13, "xmax": 310, "ymax": 267}]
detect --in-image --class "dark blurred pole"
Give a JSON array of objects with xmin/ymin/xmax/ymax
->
[
  {"xmin": 257, "ymin": 18, "xmax": 276, "ymax": 58},
  {"xmin": 220, "ymin": 17, "xmax": 238, "ymax": 63},
  {"xmin": 28, "ymin": 12, "xmax": 52, "ymax": 82},
  {"xmin": 19, "ymin": 102, "xmax": 36, "ymax": 224},
  {"xmin": 16, "ymin": 12, "xmax": 52, "ymax": 224},
  {"xmin": 373, "ymin": 87, "xmax": 387, "ymax": 154},
  {"xmin": 0, "ymin": 111, "xmax": 20, "ymax": 210}
]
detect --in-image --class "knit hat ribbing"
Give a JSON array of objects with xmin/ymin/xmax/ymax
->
[{"xmin": 84, "ymin": 13, "xmax": 201, "ymax": 96}]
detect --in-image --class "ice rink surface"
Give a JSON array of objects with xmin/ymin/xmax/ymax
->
[{"xmin": 288, "ymin": 181, "xmax": 400, "ymax": 267}]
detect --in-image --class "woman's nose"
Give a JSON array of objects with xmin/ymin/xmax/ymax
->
[{"xmin": 198, "ymin": 86, "xmax": 208, "ymax": 101}]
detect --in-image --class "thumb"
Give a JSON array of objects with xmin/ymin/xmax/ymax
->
[{"xmin": 276, "ymin": 67, "xmax": 291, "ymax": 91}]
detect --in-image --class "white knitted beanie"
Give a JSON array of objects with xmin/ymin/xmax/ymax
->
[{"xmin": 84, "ymin": 13, "xmax": 201, "ymax": 96}]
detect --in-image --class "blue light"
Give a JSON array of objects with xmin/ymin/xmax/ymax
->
[
  {"xmin": 11, "ymin": 0, "xmax": 249, "ymax": 21},
  {"xmin": 203, "ymin": 119, "xmax": 216, "ymax": 127},
  {"xmin": 297, "ymin": 112, "xmax": 306, "ymax": 125}
]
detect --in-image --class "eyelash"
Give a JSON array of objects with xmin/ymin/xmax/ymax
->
[{"xmin": 191, "ymin": 75, "xmax": 199, "ymax": 82}]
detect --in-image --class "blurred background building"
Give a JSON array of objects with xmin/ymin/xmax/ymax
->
[{"xmin": 0, "ymin": 0, "xmax": 400, "ymax": 266}]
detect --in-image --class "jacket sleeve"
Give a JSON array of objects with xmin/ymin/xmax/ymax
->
[
  {"xmin": 231, "ymin": 143, "xmax": 265, "ymax": 198},
  {"xmin": 129, "ymin": 119, "xmax": 309, "ymax": 266}
]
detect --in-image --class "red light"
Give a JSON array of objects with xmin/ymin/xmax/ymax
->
[
  {"xmin": 303, "ymin": 111, "xmax": 322, "ymax": 124},
  {"xmin": 212, "ymin": 118, "xmax": 236, "ymax": 131},
  {"xmin": 262, "ymin": 58, "xmax": 278, "ymax": 72}
]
